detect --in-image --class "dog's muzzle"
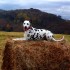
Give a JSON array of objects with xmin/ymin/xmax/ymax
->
[
  {"xmin": 25, "ymin": 26, "xmax": 27, "ymax": 30},
  {"xmin": 23, "ymin": 26, "xmax": 32, "ymax": 31},
  {"xmin": 23, "ymin": 26, "xmax": 27, "ymax": 31}
]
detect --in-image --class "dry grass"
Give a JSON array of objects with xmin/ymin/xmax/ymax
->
[
  {"xmin": 0, "ymin": 31, "xmax": 23, "ymax": 70},
  {"xmin": 2, "ymin": 40, "xmax": 70, "ymax": 70},
  {"xmin": 0, "ymin": 31, "xmax": 70, "ymax": 70}
]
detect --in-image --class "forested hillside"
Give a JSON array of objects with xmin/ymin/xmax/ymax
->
[{"xmin": 0, "ymin": 8, "xmax": 70, "ymax": 34}]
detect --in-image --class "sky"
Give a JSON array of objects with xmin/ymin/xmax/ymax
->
[{"xmin": 0, "ymin": 0, "xmax": 70, "ymax": 20}]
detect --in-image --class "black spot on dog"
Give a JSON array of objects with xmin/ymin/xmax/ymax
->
[
  {"xmin": 35, "ymin": 29, "xmax": 37, "ymax": 31},
  {"xmin": 38, "ymin": 30, "xmax": 39, "ymax": 31},
  {"xmin": 43, "ymin": 35, "xmax": 47, "ymax": 40},
  {"xmin": 43, "ymin": 33, "xmax": 46, "ymax": 36},
  {"xmin": 35, "ymin": 33, "xmax": 39, "ymax": 40},
  {"xmin": 52, "ymin": 35, "xmax": 54, "ymax": 38},
  {"xmin": 27, "ymin": 34, "xmax": 30, "ymax": 37},
  {"xmin": 31, "ymin": 35, "xmax": 35, "ymax": 40},
  {"xmin": 37, "ymin": 33, "xmax": 39, "ymax": 37},
  {"xmin": 41, "ymin": 29, "xmax": 43, "ymax": 31},
  {"xmin": 34, "ymin": 33, "xmax": 35, "ymax": 35},
  {"xmin": 29, "ymin": 31, "xmax": 31, "ymax": 33},
  {"xmin": 31, "ymin": 28, "xmax": 33, "ymax": 30},
  {"xmin": 50, "ymin": 36, "xmax": 51, "ymax": 37},
  {"xmin": 40, "ymin": 35, "xmax": 42, "ymax": 39},
  {"xmin": 48, "ymin": 36, "xmax": 49, "ymax": 38}
]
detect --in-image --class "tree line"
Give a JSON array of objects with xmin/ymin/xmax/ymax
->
[{"xmin": 0, "ymin": 8, "xmax": 70, "ymax": 34}]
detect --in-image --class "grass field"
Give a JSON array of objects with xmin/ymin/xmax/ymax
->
[{"xmin": 0, "ymin": 31, "xmax": 70, "ymax": 70}]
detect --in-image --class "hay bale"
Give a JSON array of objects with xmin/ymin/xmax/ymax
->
[{"xmin": 2, "ymin": 40, "xmax": 70, "ymax": 70}]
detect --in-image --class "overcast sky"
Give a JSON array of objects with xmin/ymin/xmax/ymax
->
[{"xmin": 0, "ymin": 0, "xmax": 70, "ymax": 20}]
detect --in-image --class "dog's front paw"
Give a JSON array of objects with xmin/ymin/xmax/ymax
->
[{"xmin": 13, "ymin": 38, "xmax": 27, "ymax": 41}]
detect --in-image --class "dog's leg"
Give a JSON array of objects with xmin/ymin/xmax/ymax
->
[
  {"xmin": 13, "ymin": 38, "xmax": 27, "ymax": 40},
  {"xmin": 45, "ymin": 33, "xmax": 64, "ymax": 42}
]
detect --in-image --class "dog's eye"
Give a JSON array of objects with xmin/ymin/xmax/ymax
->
[
  {"xmin": 27, "ymin": 23, "xmax": 29, "ymax": 25},
  {"xmin": 23, "ymin": 23, "xmax": 25, "ymax": 24}
]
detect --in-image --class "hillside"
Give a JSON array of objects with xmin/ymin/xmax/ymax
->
[{"xmin": 0, "ymin": 8, "xmax": 70, "ymax": 34}]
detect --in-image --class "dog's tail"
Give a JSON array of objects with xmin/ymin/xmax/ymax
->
[{"xmin": 52, "ymin": 36, "xmax": 64, "ymax": 42}]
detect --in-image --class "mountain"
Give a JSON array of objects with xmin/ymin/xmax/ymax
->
[{"xmin": 0, "ymin": 8, "xmax": 70, "ymax": 34}]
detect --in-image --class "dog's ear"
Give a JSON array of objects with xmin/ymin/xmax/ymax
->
[
  {"xmin": 30, "ymin": 19, "xmax": 32, "ymax": 23},
  {"xmin": 30, "ymin": 20, "xmax": 32, "ymax": 26},
  {"xmin": 30, "ymin": 19, "xmax": 32, "ymax": 25}
]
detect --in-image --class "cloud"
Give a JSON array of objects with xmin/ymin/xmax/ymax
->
[
  {"xmin": 57, "ymin": 6, "xmax": 70, "ymax": 13},
  {"xmin": 0, "ymin": 0, "xmax": 70, "ymax": 5}
]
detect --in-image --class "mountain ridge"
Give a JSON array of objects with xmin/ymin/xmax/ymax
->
[{"xmin": 0, "ymin": 8, "xmax": 70, "ymax": 34}]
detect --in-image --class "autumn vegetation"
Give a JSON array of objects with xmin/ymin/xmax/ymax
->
[{"xmin": 0, "ymin": 8, "xmax": 70, "ymax": 34}]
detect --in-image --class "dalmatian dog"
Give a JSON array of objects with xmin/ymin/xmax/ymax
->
[{"xmin": 13, "ymin": 20, "xmax": 64, "ymax": 41}]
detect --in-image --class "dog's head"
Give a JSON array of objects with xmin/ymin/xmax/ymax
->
[{"xmin": 23, "ymin": 20, "xmax": 31, "ymax": 31}]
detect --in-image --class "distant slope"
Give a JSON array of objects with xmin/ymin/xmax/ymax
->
[{"xmin": 0, "ymin": 8, "xmax": 70, "ymax": 34}]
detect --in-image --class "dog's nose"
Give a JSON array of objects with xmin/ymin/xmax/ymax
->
[{"xmin": 25, "ymin": 26, "xmax": 27, "ymax": 29}]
